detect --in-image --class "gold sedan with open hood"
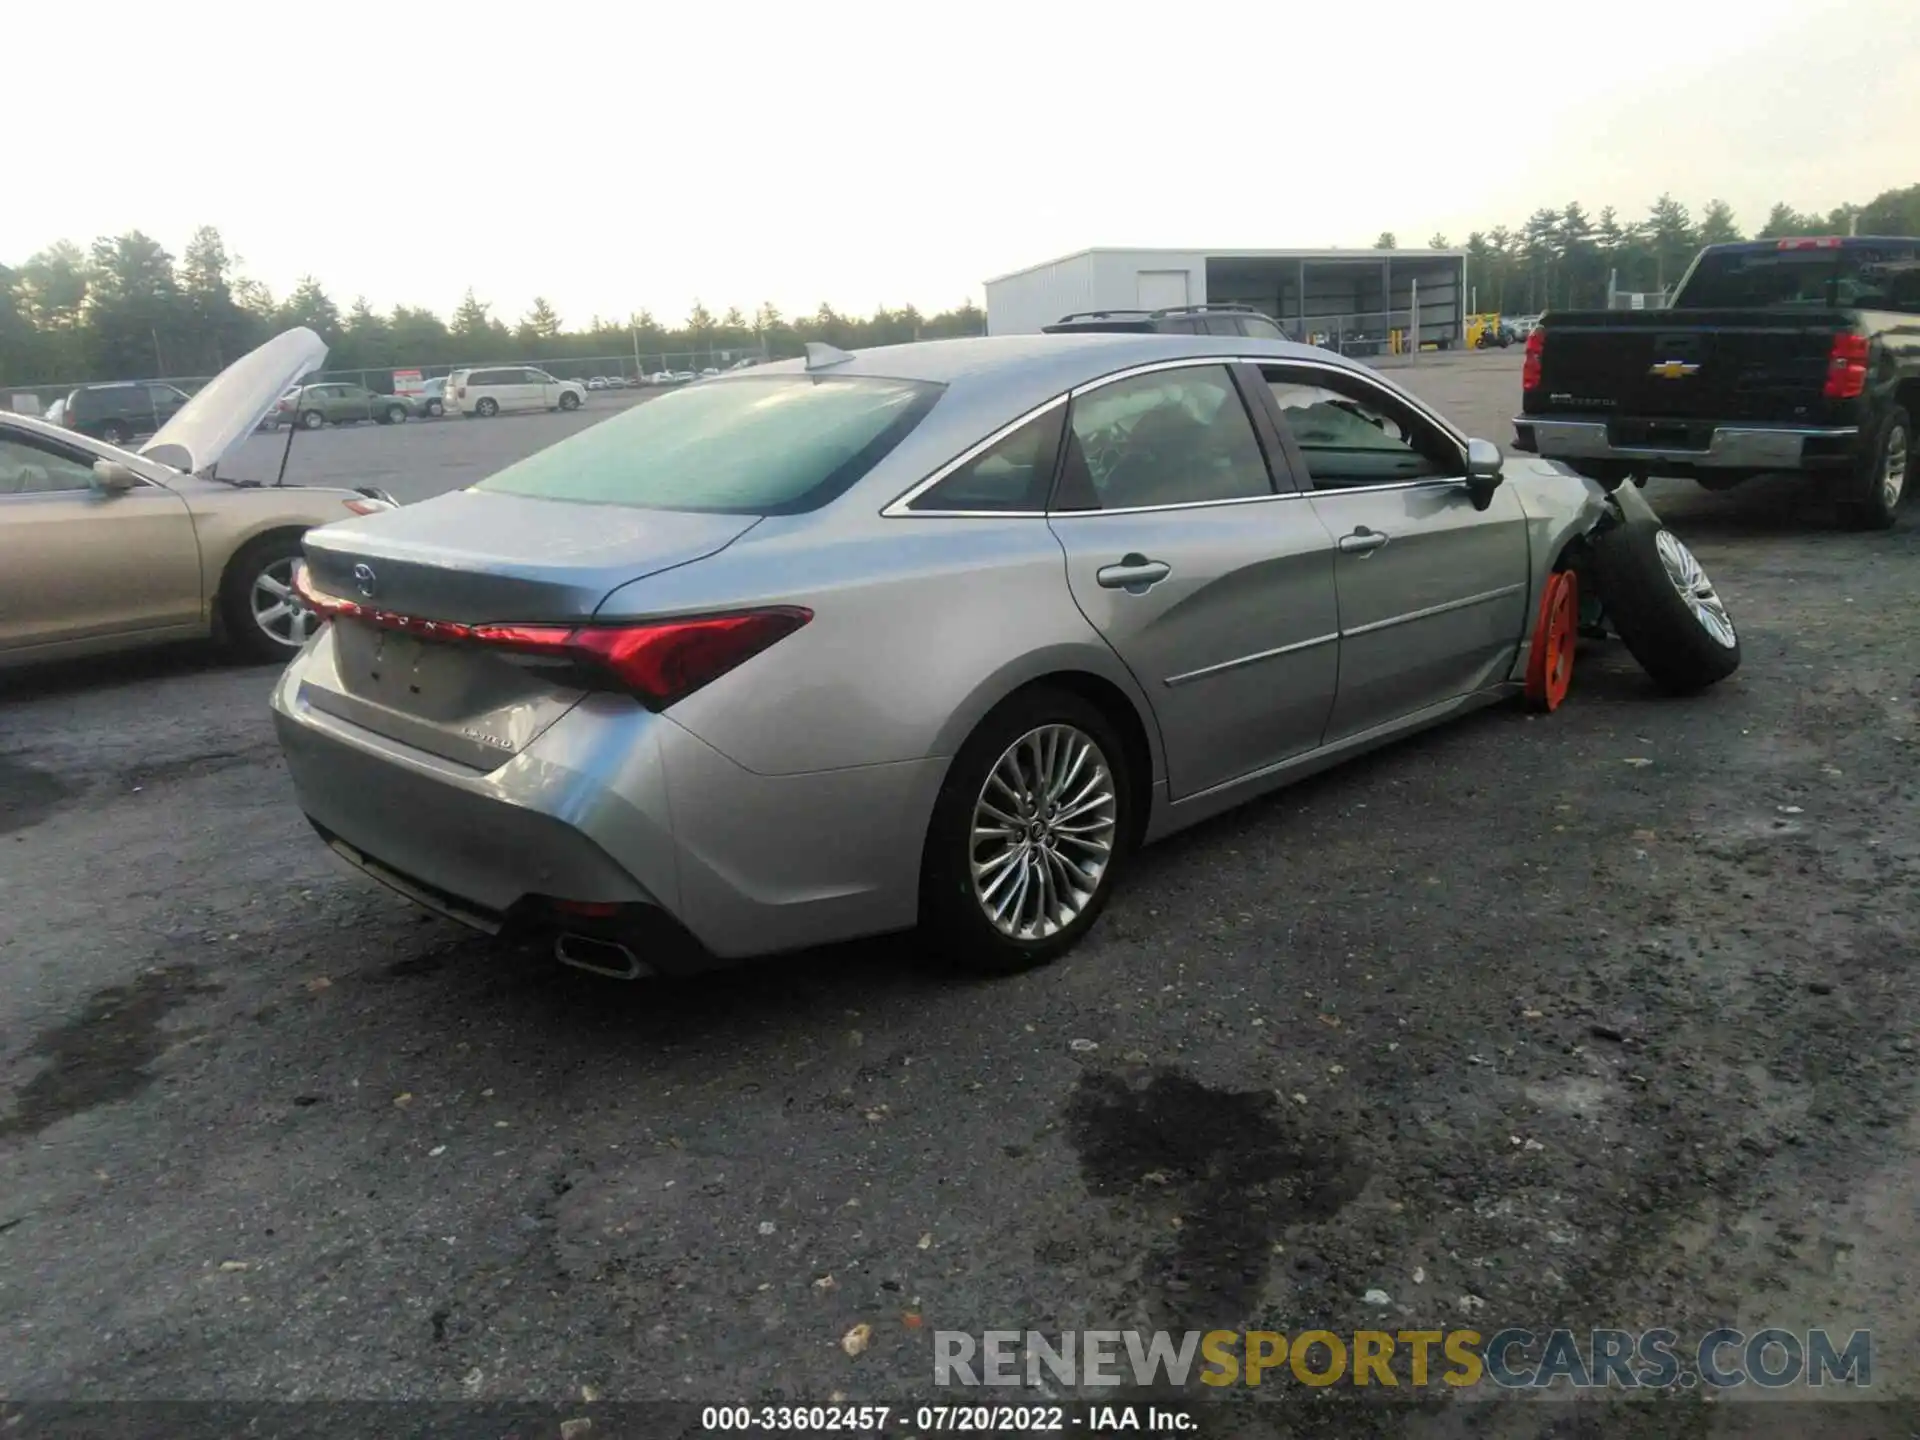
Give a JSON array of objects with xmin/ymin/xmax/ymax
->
[{"xmin": 0, "ymin": 329, "xmax": 398, "ymax": 669}]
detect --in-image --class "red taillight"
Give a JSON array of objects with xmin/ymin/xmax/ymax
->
[
  {"xmin": 290, "ymin": 564, "xmax": 810, "ymax": 709},
  {"xmin": 470, "ymin": 609, "xmax": 812, "ymax": 708},
  {"xmin": 1824, "ymin": 332, "xmax": 1869, "ymax": 400},
  {"xmin": 1522, "ymin": 327, "xmax": 1546, "ymax": 391},
  {"xmin": 455, "ymin": 385, "xmax": 466, "ymax": 398}
]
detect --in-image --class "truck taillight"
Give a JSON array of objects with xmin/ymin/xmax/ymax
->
[
  {"xmin": 455, "ymin": 386, "xmax": 466, "ymax": 398},
  {"xmin": 1824, "ymin": 333, "xmax": 1869, "ymax": 400},
  {"xmin": 1522, "ymin": 328, "xmax": 1545, "ymax": 391}
]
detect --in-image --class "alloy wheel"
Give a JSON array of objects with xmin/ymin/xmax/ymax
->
[
  {"xmin": 251, "ymin": 556, "xmax": 317, "ymax": 650},
  {"xmin": 1655, "ymin": 529, "xmax": 1736, "ymax": 649},
  {"xmin": 969, "ymin": 724, "xmax": 1117, "ymax": 940}
]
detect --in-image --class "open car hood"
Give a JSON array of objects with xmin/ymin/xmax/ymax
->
[{"xmin": 142, "ymin": 328, "xmax": 328, "ymax": 474}]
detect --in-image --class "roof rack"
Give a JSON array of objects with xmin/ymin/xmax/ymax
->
[
  {"xmin": 1150, "ymin": 303, "xmax": 1262, "ymax": 317},
  {"xmin": 1050, "ymin": 302, "xmax": 1268, "ymax": 324}
]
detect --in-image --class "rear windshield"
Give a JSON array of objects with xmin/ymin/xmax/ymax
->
[
  {"xmin": 474, "ymin": 374, "xmax": 943, "ymax": 514},
  {"xmin": 1674, "ymin": 244, "xmax": 1920, "ymax": 310}
]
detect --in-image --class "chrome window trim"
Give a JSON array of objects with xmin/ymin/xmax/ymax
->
[
  {"xmin": 1340, "ymin": 582, "xmax": 1526, "ymax": 639},
  {"xmin": 881, "ymin": 348, "xmax": 1475, "ymax": 519},
  {"xmin": 1053, "ymin": 490, "xmax": 1307, "ymax": 519},
  {"xmin": 1306, "ymin": 476, "xmax": 1470, "ymax": 499},
  {"xmin": 1165, "ymin": 631, "xmax": 1338, "ymax": 688}
]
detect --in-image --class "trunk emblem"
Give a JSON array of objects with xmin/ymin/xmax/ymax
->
[
  {"xmin": 1648, "ymin": 360, "xmax": 1701, "ymax": 379},
  {"xmin": 353, "ymin": 563, "xmax": 378, "ymax": 598}
]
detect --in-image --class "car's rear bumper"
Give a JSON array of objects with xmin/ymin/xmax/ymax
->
[
  {"xmin": 1514, "ymin": 417, "xmax": 1859, "ymax": 471},
  {"xmin": 270, "ymin": 651, "xmax": 945, "ymax": 968}
]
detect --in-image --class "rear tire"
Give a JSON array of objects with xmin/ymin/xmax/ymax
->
[
  {"xmin": 475, "ymin": 397, "xmax": 499, "ymax": 418},
  {"xmin": 426, "ymin": 400, "xmax": 443, "ymax": 417},
  {"xmin": 301, "ymin": 409, "xmax": 325, "ymax": 430},
  {"xmin": 385, "ymin": 403, "xmax": 408, "ymax": 424},
  {"xmin": 1838, "ymin": 405, "xmax": 1910, "ymax": 531},
  {"xmin": 98, "ymin": 421, "xmax": 129, "ymax": 446},
  {"xmin": 1593, "ymin": 519, "xmax": 1740, "ymax": 695},
  {"xmin": 919, "ymin": 687, "xmax": 1133, "ymax": 975}
]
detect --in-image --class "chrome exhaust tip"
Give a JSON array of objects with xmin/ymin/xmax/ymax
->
[{"xmin": 554, "ymin": 932, "xmax": 653, "ymax": 980}]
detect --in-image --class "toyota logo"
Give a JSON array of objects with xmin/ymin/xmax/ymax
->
[{"xmin": 352, "ymin": 563, "xmax": 377, "ymax": 598}]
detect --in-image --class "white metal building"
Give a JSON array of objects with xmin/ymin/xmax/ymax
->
[{"xmin": 983, "ymin": 246, "xmax": 1470, "ymax": 353}]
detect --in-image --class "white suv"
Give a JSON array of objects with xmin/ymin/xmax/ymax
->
[{"xmin": 447, "ymin": 366, "xmax": 585, "ymax": 418}]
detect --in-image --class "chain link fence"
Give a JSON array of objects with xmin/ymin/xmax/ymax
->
[{"xmin": 6, "ymin": 347, "xmax": 770, "ymax": 424}]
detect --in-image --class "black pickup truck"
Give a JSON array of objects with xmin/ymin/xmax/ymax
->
[{"xmin": 1513, "ymin": 236, "xmax": 1920, "ymax": 529}]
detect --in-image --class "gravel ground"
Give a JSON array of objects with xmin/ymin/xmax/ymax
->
[{"xmin": 2, "ymin": 351, "xmax": 1917, "ymax": 1436}]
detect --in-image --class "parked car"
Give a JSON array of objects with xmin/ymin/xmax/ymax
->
[
  {"xmin": 0, "ymin": 328, "xmax": 397, "ymax": 670},
  {"xmin": 586, "ymin": 377, "xmax": 610, "ymax": 391},
  {"xmin": 55, "ymin": 381, "xmax": 194, "ymax": 447},
  {"xmin": 1515, "ymin": 235, "xmax": 1920, "ymax": 529},
  {"xmin": 626, "ymin": 375, "xmax": 646, "ymax": 388},
  {"xmin": 699, "ymin": 367, "xmax": 722, "ymax": 378},
  {"xmin": 274, "ymin": 333, "xmax": 1737, "ymax": 981},
  {"xmin": 446, "ymin": 366, "xmax": 586, "ymax": 417},
  {"xmin": 272, "ymin": 383, "xmax": 415, "ymax": 429},
  {"xmin": 1043, "ymin": 302, "xmax": 1290, "ymax": 340}
]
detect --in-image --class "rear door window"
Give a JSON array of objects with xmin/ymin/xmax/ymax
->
[
  {"xmin": 475, "ymin": 375, "xmax": 943, "ymax": 514},
  {"xmin": 1054, "ymin": 365, "xmax": 1274, "ymax": 511},
  {"xmin": 907, "ymin": 405, "xmax": 1065, "ymax": 512}
]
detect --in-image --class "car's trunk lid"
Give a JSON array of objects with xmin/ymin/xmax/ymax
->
[
  {"xmin": 296, "ymin": 491, "xmax": 760, "ymax": 768},
  {"xmin": 1531, "ymin": 308, "xmax": 1851, "ymax": 425}
]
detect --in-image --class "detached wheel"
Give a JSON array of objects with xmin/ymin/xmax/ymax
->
[
  {"xmin": 1593, "ymin": 520, "xmax": 1740, "ymax": 694},
  {"xmin": 222, "ymin": 533, "xmax": 316, "ymax": 665},
  {"xmin": 1524, "ymin": 570, "xmax": 1578, "ymax": 712},
  {"xmin": 1839, "ymin": 405, "xmax": 1910, "ymax": 531},
  {"xmin": 920, "ymin": 688, "xmax": 1132, "ymax": 974}
]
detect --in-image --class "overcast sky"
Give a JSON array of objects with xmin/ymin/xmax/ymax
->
[{"xmin": 10, "ymin": 0, "xmax": 1916, "ymax": 327}]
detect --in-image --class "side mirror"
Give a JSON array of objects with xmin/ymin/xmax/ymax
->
[
  {"xmin": 1464, "ymin": 438, "xmax": 1503, "ymax": 510},
  {"xmin": 93, "ymin": 459, "xmax": 140, "ymax": 492}
]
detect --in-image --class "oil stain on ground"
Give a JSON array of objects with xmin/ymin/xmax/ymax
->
[
  {"xmin": 1065, "ymin": 1068, "xmax": 1370, "ymax": 1329},
  {"xmin": 0, "ymin": 965, "xmax": 220, "ymax": 1139},
  {"xmin": 0, "ymin": 754, "xmax": 75, "ymax": 837}
]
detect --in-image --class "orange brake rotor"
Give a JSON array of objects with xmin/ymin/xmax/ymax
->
[{"xmin": 1525, "ymin": 570, "xmax": 1579, "ymax": 712}]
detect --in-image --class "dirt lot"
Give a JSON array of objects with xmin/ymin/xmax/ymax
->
[{"xmin": 3, "ymin": 350, "xmax": 1917, "ymax": 1435}]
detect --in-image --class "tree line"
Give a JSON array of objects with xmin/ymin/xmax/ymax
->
[
  {"xmin": 1400, "ymin": 181, "xmax": 1920, "ymax": 315},
  {"xmin": 4, "ymin": 182, "xmax": 1917, "ymax": 386},
  {"xmin": 0, "ymin": 228, "xmax": 989, "ymax": 387}
]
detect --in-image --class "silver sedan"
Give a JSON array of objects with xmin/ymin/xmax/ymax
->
[{"xmin": 271, "ymin": 334, "xmax": 1739, "ymax": 977}]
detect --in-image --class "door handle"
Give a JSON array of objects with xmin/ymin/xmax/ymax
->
[
  {"xmin": 1338, "ymin": 527, "xmax": 1389, "ymax": 555},
  {"xmin": 1096, "ymin": 554, "xmax": 1172, "ymax": 591}
]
